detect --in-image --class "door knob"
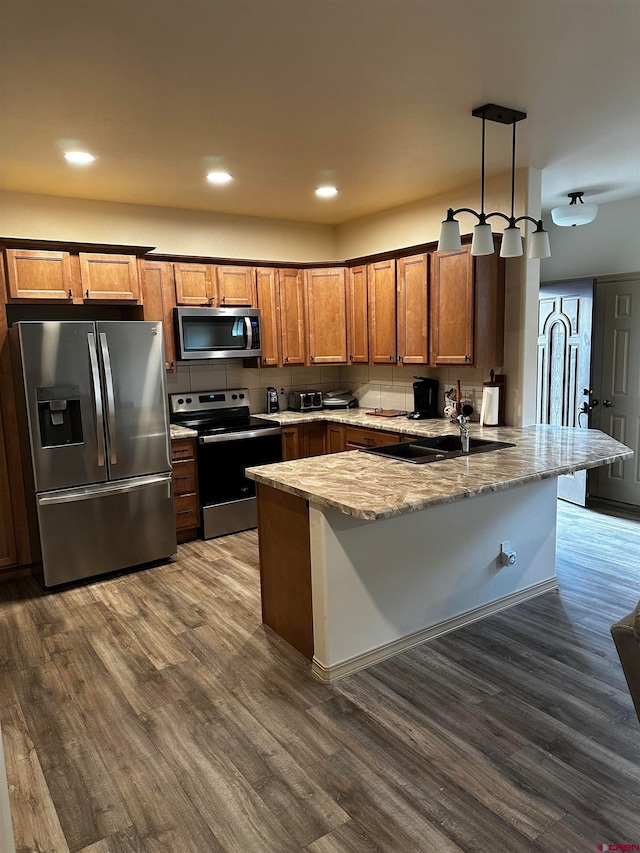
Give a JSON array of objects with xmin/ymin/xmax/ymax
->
[{"xmin": 602, "ymin": 400, "xmax": 614, "ymax": 408}]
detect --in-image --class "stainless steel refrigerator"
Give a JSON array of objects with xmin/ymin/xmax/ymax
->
[{"xmin": 11, "ymin": 320, "xmax": 176, "ymax": 587}]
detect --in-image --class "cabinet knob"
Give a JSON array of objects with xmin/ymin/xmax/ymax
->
[
  {"xmin": 389, "ymin": 355, "xmax": 393, "ymax": 362},
  {"xmin": 263, "ymin": 357, "xmax": 267, "ymax": 365},
  {"xmin": 68, "ymin": 288, "xmax": 72, "ymax": 298},
  {"xmin": 311, "ymin": 356, "xmax": 315, "ymax": 363},
  {"xmin": 85, "ymin": 289, "xmax": 89, "ymax": 299},
  {"xmin": 221, "ymin": 296, "xmax": 226, "ymax": 304},
  {"xmin": 349, "ymin": 354, "xmax": 353, "ymax": 361},
  {"xmin": 398, "ymin": 355, "xmax": 403, "ymax": 362},
  {"xmin": 285, "ymin": 357, "xmax": 289, "ymax": 363}
]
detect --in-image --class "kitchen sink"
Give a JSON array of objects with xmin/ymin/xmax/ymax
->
[{"xmin": 361, "ymin": 434, "xmax": 515, "ymax": 464}]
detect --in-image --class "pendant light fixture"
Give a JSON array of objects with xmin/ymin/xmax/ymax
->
[
  {"xmin": 551, "ymin": 192, "xmax": 598, "ymax": 227},
  {"xmin": 437, "ymin": 104, "xmax": 551, "ymax": 259}
]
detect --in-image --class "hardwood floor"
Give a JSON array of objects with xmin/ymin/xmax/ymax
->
[{"xmin": 1, "ymin": 501, "xmax": 639, "ymax": 852}]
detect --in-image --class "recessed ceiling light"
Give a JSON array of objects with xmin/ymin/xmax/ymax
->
[
  {"xmin": 206, "ymin": 171, "xmax": 233, "ymax": 184},
  {"xmin": 64, "ymin": 151, "xmax": 95, "ymax": 164},
  {"xmin": 315, "ymin": 186, "xmax": 338, "ymax": 198}
]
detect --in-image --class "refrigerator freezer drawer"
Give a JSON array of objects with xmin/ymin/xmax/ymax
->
[{"xmin": 36, "ymin": 473, "xmax": 176, "ymax": 586}]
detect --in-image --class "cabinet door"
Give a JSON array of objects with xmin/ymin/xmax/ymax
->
[
  {"xmin": 79, "ymin": 253, "xmax": 141, "ymax": 301},
  {"xmin": 143, "ymin": 260, "xmax": 177, "ymax": 371},
  {"xmin": 282, "ymin": 425, "xmax": 302, "ymax": 460},
  {"xmin": 4, "ymin": 249, "xmax": 75, "ymax": 300},
  {"xmin": 174, "ymin": 263, "xmax": 213, "ymax": 305},
  {"xmin": 368, "ymin": 259, "xmax": 397, "ymax": 364},
  {"xmin": 326, "ymin": 423, "xmax": 346, "ymax": 453},
  {"xmin": 279, "ymin": 269, "xmax": 306, "ymax": 366},
  {"xmin": 256, "ymin": 268, "xmax": 281, "ymax": 366},
  {"xmin": 397, "ymin": 254, "xmax": 429, "ymax": 365},
  {"xmin": 215, "ymin": 266, "xmax": 256, "ymax": 307},
  {"xmin": 347, "ymin": 265, "xmax": 368, "ymax": 363},
  {"xmin": 305, "ymin": 267, "xmax": 348, "ymax": 365},
  {"xmin": 303, "ymin": 422, "xmax": 326, "ymax": 457},
  {"xmin": 430, "ymin": 247, "xmax": 474, "ymax": 366}
]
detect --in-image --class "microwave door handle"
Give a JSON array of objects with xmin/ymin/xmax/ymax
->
[
  {"xmin": 244, "ymin": 316, "xmax": 253, "ymax": 350},
  {"xmin": 87, "ymin": 333, "xmax": 106, "ymax": 468},
  {"xmin": 99, "ymin": 332, "xmax": 117, "ymax": 465}
]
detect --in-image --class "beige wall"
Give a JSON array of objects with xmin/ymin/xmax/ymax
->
[{"xmin": 0, "ymin": 190, "xmax": 337, "ymax": 263}]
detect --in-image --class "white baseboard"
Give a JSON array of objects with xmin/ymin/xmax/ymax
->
[{"xmin": 311, "ymin": 577, "xmax": 558, "ymax": 684}]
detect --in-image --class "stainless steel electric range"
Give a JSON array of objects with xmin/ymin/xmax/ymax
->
[{"xmin": 169, "ymin": 388, "xmax": 282, "ymax": 539}]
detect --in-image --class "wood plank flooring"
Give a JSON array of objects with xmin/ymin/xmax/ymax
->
[{"xmin": 1, "ymin": 500, "xmax": 639, "ymax": 852}]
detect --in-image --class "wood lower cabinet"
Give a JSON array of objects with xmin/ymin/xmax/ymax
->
[
  {"xmin": 347, "ymin": 265, "xmax": 368, "ymax": 364},
  {"xmin": 281, "ymin": 423, "xmax": 326, "ymax": 460},
  {"xmin": 171, "ymin": 438, "xmax": 200, "ymax": 543},
  {"xmin": 368, "ymin": 259, "xmax": 397, "ymax": 364},
  {"xmin": 326, "ymin": 423, "xmax": 345, "ymax": 453},
  {"xmin": 430, "ymin": 242, "xmax": 505, "ymax": 368},
  {"xmin": 142, "ymin": 260, "xmax": 177, "ymax": 371},
  {"xmin": 397, "ymin": 253, "xmax": 429, "ymax": 365},
  {"xmin": 305, "ymin": 267, "xmax": 348, "ymax": 365}
]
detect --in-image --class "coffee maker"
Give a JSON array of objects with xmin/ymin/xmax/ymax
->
[{"xmin": 407, "ymin": 377, "xmax": 439, "ymax": 419}]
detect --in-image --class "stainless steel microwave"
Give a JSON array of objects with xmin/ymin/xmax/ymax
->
[{"xmin": 175, "ymin": 307, "xmax": 262, "ymax": 360}]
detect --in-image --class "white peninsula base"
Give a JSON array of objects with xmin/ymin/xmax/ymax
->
[{"xmin": 257, "ymin": 476, "xmax": 559, "ymax": 683}]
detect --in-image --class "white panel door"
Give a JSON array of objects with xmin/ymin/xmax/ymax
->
[{"xmin": 590, "ymin": 276, "xmax": 640, "ymax": 507}]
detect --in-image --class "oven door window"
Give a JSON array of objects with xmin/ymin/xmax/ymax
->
[
  {"xmin": 198, "ymin": 433, "xmax": 282, "ymax": 505},
  {"xmin": 183, "ymin": 316, "xmax": 247, "ymax": 352}
]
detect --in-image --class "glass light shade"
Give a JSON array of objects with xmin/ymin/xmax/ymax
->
[
  {"xmin": 528, "ymin": 228, "xmax": 551, "ymax": 259},
  {"xmin": 437, "ymin": 218, "xmax": 462, "ymax": 253},
  {"xmin": 470, "ymin": 223, "xmax": 494, "ymax": 256},
  {"xmin": 551, "ymin": 204, "xmax": 598, "ymax": 227},
  {"xmin": 500, "ymin": 225, "xmax": 523, "ymax": 258}
]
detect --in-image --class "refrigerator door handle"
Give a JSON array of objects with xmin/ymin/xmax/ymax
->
[
  {"xmin": 244, "ymin": 316, "xmax": 253, "ymax": 350},
  {"xmin": 37, "ymin": 473, "xmax": 173, "ymax": 505},
  {"xmin": 99, "ymin": 332, "xmax": 117, "ymax": 465},
  {"xmin": 87, "ymin": 332, "xmax": 106, "ymax": 468}
]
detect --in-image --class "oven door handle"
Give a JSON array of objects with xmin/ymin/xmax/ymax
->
[{"xmin": 199, "ymin": 426, "xmax": 282, "ymax": 444}]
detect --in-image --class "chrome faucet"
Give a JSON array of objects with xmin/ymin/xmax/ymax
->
[{"xmin": 456, "ymin": 413, "xmax": 470, "ymax": 454}]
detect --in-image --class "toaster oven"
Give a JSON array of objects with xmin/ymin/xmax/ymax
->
[{"xmin": 288, "ymin": 390, "xmax": 323, "ymax": 411}]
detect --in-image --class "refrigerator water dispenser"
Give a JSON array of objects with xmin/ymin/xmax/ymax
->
[{"xmin": 36, "ymin": 385, "xmax": 83, "ymax": 447}]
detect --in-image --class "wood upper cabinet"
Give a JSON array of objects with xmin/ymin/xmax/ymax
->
[
  {"xmin": 430, "ymin": 242, "xmax": 505, "ymax": 367},
  {"xmin": 397, "ymin": 254, "xmax": 429, "ymax": 365},
  {"xmin": 142, "ymin": 260, "xmax": 177, "ymax": 372},
  {"xmin": 215, "ymin": 266, "xmax": 256, "ymax": 307},
  {"xmin": 305, "ymin": 267, "xmax": 348, "ymax": 364},
  {"xmin": 279, "ymin": 269, "xmax": 306, "ymax": 366},
  {"xmin": 79, "ymin": 253, "xmax": 141, "ymax": 301},
  {"xmin": 174, "ymin": 263, "xmax": 214, "ymax": 305},
  {"xmin": 256, "ymin": 267, "xmax": 282, "ymax": 367},
  {"xmin": 347, "ymin": 265, "xmax": 368, "ymax": 364},
  {"xmin": 4, "ymin": 249, "xmax": 75, "ymax": 300},
  {"xmin": 368, "ymin": 259, "xmax": 397, "ymax": 364}
]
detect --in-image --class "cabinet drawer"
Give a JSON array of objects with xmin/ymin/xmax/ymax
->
[
  {"xmin": 172, "ymin": 458, "xmax": 197, "ymax": 495},
  {"xmin": 171, "ymin": 439, "xmax": 195, "ymax": 461},
  {"xmin": 174, "ymin": 493, "xmax": 199, "ymax": 529},
  {"xmin": 344, "ymin": 427, "xmax": 400, "ymax": 448}
]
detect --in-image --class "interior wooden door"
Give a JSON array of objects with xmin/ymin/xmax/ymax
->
[
  {"xmin": 397, "ymin": 253, "xmax": 428, "ymax": 365},
  {"xmin": 590, "ymin": 275, "xmax": 640, "ymax": 508},
  {"xmin": 536, "ymin": 279, "xmax": 594, "ymax": 505}
]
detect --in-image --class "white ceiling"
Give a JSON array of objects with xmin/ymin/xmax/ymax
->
[{"xmin": 1, "ymin": 0, "xmax": 639, "ymax": 226}]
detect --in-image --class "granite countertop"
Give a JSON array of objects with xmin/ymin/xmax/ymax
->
[
  {"xmin": 246, "ymin": 422, "xmax": 633, "ymax": 520},
  {"xmin": 170, "ymin": 423, "xmax": 198, "ymax": 440}
]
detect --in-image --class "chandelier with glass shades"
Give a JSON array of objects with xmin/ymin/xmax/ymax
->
[{"xmin": 437, "ymin": 104, "xmax": 551, "ymax": 260}]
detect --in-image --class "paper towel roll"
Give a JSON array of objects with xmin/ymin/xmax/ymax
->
[{"xmin": 480, "ymin": 387, "xmax": 500, "ymax": 426}]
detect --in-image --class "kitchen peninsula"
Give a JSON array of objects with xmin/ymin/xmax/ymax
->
[{"xmin": 247, "ymin": 414, "xmax": 632, "ymax": 682}]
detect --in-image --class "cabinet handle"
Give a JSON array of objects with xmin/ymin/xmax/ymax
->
[
  {"xmin": 68, "ymin": 288, "xmax": 72, "ymax": 298},
  {"xmin": 263, "ymin": 357, "xmax": 267, "ymax": 364},
  {"xmin": 221, "ymin": 296, "xmax": 225, "ymax": 304},
  {"xmin": 285, "ymin": 357, "xmax": 289, "ymax": 363},
  {"xmin": 86, "ymin": 289, "xmax": 89, "ymax": 299},
  {"xmin": 398, "ymin": 355, "xmax": 403, "ymax": 362},
  {"xmin": 389, "ymin": 355, "xmax": 393, "ymax": 362},
  {"xmin": 349, "ymin": 354, "xmax": 353, "ymax": 361},
  {"xmin": 176, "ymin": 509, "xmax": 194, "ymax": 516},
  {"xmin": 310, "ymin": 356, "xmax": 315, "ymax": 363},
  {"xmin": 464, "ymin": 354, "xmax": 470, "ymax": 362}
]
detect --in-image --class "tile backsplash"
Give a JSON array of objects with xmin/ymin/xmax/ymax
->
[{"xmin": 167, "ymin": 361, "xmax": 492, "ymax": 420}]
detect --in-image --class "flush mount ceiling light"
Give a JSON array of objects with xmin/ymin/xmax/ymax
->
[
  {"xmin": 551, "ymin": 192, "xmax": 598, "ymax": 227},
  {"xmin": 438, "ymin": 104, "xmax": 551, "ymax": 260},
  {"xmin": 64, "ymin": 151, "xmax": 95, "ymax": 164},
  {"xmin": 315, "ymin": 186, "xmax": 338, "ymax": 198},
  {"xmin": 206, "ymin": 171, "xmax": 233, "ymax": 184}
]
